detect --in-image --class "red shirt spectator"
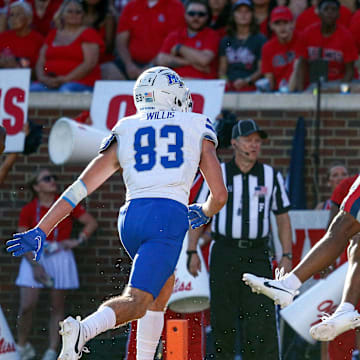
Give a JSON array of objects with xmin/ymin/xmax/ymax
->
[
  {"xmin": 42, "ymin": 27, "xmax": 103, "ymax": 86},
  {"xmin": 160, "ymin": 27, "xmax": 220, "ymax": 79},
  {"xmin": 295, "ymin": 4, "xmax": 352, "ymax": 33},
  {"xmin": 297, "ymin": 23, "xmax": 358, "ymax": 81},
  {"xmin": 28, "ymin": 0, "xmax": 62, "ymax": 36},
  {"xmin": 262, "ymin": 6, "xmax": 299, "ymax": 91},
  {"xmin": 116, "ymin": 0, "xmax": 185, "ymax": 64},
  {"xmin": 83, "ymin": 0, "xmax": 117, "ymax": 63},
  {"xmin": 0, "ymin": 29, "xmax": 43, "ymax": 68},
  {"xmin": 350, "ymin": 10, "xmax": 360, "ymax": 52},
  {"xmin": 0, "ymin": 1, "xmax": 43, "ymax": 70},
  {"xmin": 262, "ymin": 33, "xmax": 299, "ymax": 90},
  {"xmin": 331, "ymin": 175, "xmax": 357, "ymax": 206},
  {"xmin": 19, "ymin": 196, "xmax": 86, "ymax": 243}
]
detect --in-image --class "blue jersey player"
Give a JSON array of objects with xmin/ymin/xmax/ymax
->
[{"xmin": 6, "ymin": 66, "xmax": 228, "ymax": 360}]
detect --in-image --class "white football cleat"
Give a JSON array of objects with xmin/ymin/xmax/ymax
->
[
  {"xmin": 310, "ymin": 310, "xmax": 360, "ymax": 341},
  {"xmin": 58, "ymin": 316, "xmax": 89, "ymax": 360},
  {"xmin": 242, "ymin": 270, "xmax": 299, "ymax": 309}
]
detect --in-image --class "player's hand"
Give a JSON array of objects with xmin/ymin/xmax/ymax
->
[
  {"xmin": 187, "ymin": 251, "xmax": 201, "ymax": 277},
  {"xmin": 188, "ymin": 204, "xmax": 210, "ymax": 229},
  {"xmin": 6, "ymin": 227, "xmax": 46, "ymax": 261}
]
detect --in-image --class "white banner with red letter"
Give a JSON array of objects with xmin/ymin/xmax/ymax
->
[
  {"xmin": 0, "ymin": 69, "xmax": 30, "ymax": 153},
  {"xmin": 271, "ymin": 210, "xmax": 329, "ymax": 264},
  {"xmin": 90, "ymin": 80, "xmax": 226, "ymax": 132},
  {"xmin": 0, "ymin": 305, "xmax": 19, "ymax": 359},
  {"xmin": 271, "ymin": 210, "xmax": 347, "ymax": 343}
]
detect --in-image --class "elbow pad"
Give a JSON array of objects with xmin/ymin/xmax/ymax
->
[{"xmin": 61, "ymin": 179, "xmax": 87, "ymax": 208}]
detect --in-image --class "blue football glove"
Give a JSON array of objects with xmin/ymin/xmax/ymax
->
[
  {"xmin": 6, "ymin": 227, "xmax": 46, "ymax": 261},
  {"xmin": 188, "ymin": 204, "xmax": 210, "ymax": 229}
]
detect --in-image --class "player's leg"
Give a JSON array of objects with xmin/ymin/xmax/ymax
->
[
  {"xmin": 295, "ymin": 177, "xmax": 360, "ymax": 284},
  {"xmin": 16, "ymin": 286, "xmax": 39, "ymax": 359},
  {"xmin": 341, "ymin": 236, "xmax": 360, "ymax": 306},
  {"xmin": 136, "ymin": 274, "xmax": 175, "ymax": 360},
  {"xmin": 58, "ymin": 199, "xmax": 188, "ymax": 360},
  {"xmin": 126, "ymin": 199, "xmax": 188, "ymax": 360},
  {"xmin": 48, "ymin": 289, "xmax": 66, "ymax": 350},
  {"xmin": 310, "ymin": 236, "xmax": 360, "ymax": 341},
  {"xmin": 17, "ymin": 286, "xmax": 40, "ymax": 346},
  {"xmin": 292, "ymin": 211, "xmax": 360, "ymax": 282},
  {"xmin": 243, "ymin": 210, "xmax": 360, "ymax": 308}
]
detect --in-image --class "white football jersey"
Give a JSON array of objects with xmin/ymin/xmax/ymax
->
[{"xmin": 100, "ymin": 110, "xmax": 217, "ymax": 205}]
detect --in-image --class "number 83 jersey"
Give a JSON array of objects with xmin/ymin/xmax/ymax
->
[{"xmin": 100, "ymin": 110, "xmax": 218, "ymax": 206}]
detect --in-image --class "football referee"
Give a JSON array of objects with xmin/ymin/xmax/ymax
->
[{"xmin": 188, "ymin": 119, "xmax": 293, "ymax": 360}]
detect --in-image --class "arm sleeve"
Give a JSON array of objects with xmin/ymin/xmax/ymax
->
[
  {"xmin": 272, "ymin": 170, "xmax": 291, "ymax": 214},
  {"xmin": 80, "ymin": 28, "xmax": 105, "ymax": 55}
]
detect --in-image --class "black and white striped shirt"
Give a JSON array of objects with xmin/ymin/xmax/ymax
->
[{"xmin": 195, "ymin": 158, "xmax": 291, "ymax": 241}]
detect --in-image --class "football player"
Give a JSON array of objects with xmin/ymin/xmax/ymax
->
[{"xmin": 6, "ymin": 66, "xmax": 227, "ymax": 360}]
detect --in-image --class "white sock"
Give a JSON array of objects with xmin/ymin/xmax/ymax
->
[
  {"xmin": 136, "ymin": 310, "xmax": 164, "ymax": 360},
  {"xmin": 81, "ymin": 306, "xmax": 116, "ymax": 342},
  {"xmin": 336, "ymin": 302, "xmax": 355, "ymax": 313},
  {"xmin": 282, "ymin": 273, "xmax": 302, "ymax": 290}
]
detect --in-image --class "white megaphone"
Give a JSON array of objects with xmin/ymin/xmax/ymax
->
[
  {"xmin": 48, "ymin": 118, "xmax": 109, "ymax": 165},
  {"xmin": 280, "ymin": 262, "xmax": 348, "ymax": 344},
  {"xmin": 168, "ymin": 233, "xmax": 210, "ymax": 313},
  {"xmin": 0, "ymin": 305, "xmax": 20, "ymax": 360}
]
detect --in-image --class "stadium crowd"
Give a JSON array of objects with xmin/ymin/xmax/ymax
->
[{"xmin": 0, "ymin": 0, "xmax": 359, "ymax": 92}]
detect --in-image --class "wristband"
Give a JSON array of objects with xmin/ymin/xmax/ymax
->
[
  {"xmin": 282, "ymin": 253, "xmax": 293, "ymax": 260},
  {"xmin": 61, "ymin": 179, "xmax": 87, "ymax": 208},
  {"xmin": 186, "ymin": 250, "xmax": 198, "ymax": 256},
  {"xmin": 186, "ymin": 250, "xmax": 197, "ymax": 272}
]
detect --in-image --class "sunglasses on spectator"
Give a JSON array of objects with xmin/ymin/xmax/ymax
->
[
  {"xmin": 38, "ymin": 175, "xmax": 57, "ymax": 183},
  {"xmin": 186, "ymin": 11, "xmax": 207, "ymax": 17}
]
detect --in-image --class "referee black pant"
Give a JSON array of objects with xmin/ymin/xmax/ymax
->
[{"xmin": 210, "ymin": 241, "xmax": 280, "ymax": 360}]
